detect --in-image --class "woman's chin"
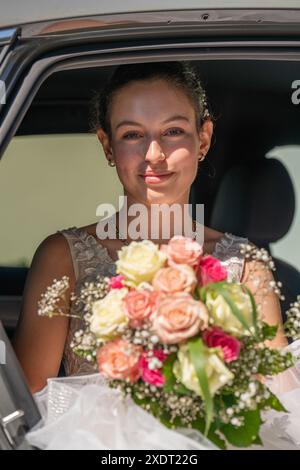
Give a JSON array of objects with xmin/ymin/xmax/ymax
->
[{"xmin": 143, "ymin": 192, "xmax": 178, "ymax": 206}]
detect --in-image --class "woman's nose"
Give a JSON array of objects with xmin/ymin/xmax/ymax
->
[{"xmin": 144, "ymin": 140, "xmax": 166, "ymax": 164}]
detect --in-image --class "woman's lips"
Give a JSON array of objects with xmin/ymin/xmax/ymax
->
[{"xmin": 140, "ymin": 173, "xmax": 174, "ymax": 184}]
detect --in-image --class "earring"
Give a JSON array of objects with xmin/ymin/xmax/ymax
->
[
  {"xmin": 198, "ymin": 153, "xmax": 205, "ymax": 162},
  {"xmin": 108, "ymin": 160, "xmax": 116, "ymax": 167}
]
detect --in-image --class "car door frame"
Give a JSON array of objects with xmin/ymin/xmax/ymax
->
[{"xmin": 2, "ymin": 29, "xmax": 300, "ymax": 159}]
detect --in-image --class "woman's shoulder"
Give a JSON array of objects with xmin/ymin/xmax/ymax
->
[
  {"xmin": 34, "ymin": 231, "xmax": 76, "ymax": 284},
  {"xmin": 36, "ymin": 231, "xmax": 72, "ymax": 259}
]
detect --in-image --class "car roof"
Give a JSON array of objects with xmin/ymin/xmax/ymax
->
[{"xmin": 0, "ymin": 0, "xmax": 300, "ymax": 28}]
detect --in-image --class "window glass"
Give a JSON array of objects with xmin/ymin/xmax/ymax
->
[
  {"xmin": 268, "ymin": 146, "xmax": 300, "ymax": 270},
  {"xmin": 0, "ymin": 134, "xmax": 122, "ymax": 267}
]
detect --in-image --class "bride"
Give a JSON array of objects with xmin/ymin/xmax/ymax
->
[{"xmin": 11, "ymin": 61, "xmax": 298, "ymax": 450}]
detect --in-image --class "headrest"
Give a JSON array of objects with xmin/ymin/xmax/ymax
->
[{"xmin": 210, "ymin": 158, "xmax": 295, "ymax": 244}]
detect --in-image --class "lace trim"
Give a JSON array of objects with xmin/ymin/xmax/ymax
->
[
  {"xmin": 58, "ymin": 226, "xmax": 248, "ymax": 376},
  {"xmin": 58, "ymin": 226, "xmax": 116, "ymax": 283},
  {"xmin": 212, "ymin": 232, "xmax": 248, "ymax": 283}
]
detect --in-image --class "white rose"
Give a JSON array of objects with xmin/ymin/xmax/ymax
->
[
  {"xmin": 116, "ymin": 240, "xmax": 167, "ymax": 286},
  {"xmin": 206, "ymin": 284, "xmax": 254, "ymax": 337},
  {"xmin": 173, "ymin": 343, "xmax": 234, "ymax": 397},
  {"xmin": 89, "ymin": 287, "xmax": 128, "ymax": 341}
]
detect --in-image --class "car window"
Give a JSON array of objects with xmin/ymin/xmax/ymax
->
[
  {"xmin": 0, "ymin": 134, "xmax": 122, "ymax": 267},
  {"xmin": 268, "ymin": 146, "xmax": 300, "ymax": 270},
  {"xmin": 1, "ymin": 59, "xmax": 300, "ymax": 335}
]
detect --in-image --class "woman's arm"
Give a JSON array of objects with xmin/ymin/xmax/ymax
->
[
  {"xmin": 12, "ymin": 233, "xmax": 75, "ymax": 393},
  {"xmin": 241, "ymin": 257, "xmax": 288, "ymax": 348}
]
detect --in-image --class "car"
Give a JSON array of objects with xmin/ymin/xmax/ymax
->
[{"xmin": 1, "ymin": 0, "xmax": 300, "ymax": 449}]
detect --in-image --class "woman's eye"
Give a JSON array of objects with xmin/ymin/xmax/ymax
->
[
  {"xmin": 122, "ymin": 128, "xmax": 184, "ymax": 139},
  {"xmin": 123, "ymin": 132, "xmax": 141, "ymax": 140},
  {"xmin": 165, "ymin": 128, "xmax": 184, "ymax": 136}
]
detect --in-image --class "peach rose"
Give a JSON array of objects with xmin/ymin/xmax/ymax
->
[
  {"xmin": 97, "ymin": 338, "xmax": 142, "ymax": 383},
  {"xmin": 123, "ymin": 289, "xmax": 160, "ymax": 328},
  {"xmin": 152, "ymin": 292, "xmax": 209, "ymax": 344},
  {"xmin": 161, "ymin": 235, "xmax": 203, "ymax": 268},
  {"xmin": 152, "ymin": 264, "xmax": 197, "ymax": 295}
]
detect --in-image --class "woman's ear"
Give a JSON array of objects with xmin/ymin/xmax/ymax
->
[
  {"xmin": 198, "ymin": 119, "xmax": 214, "ymax": 157},
  {"xmin": 96, "ymin": 128, "xmax": 113, "ymax": 163}
]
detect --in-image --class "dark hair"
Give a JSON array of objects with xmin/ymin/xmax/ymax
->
[{"xmin": 89, "ymin": 61, "xmax": 212, "ymax": 140}]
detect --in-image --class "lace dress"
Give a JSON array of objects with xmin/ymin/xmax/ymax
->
[{"xmin": 57, "ymin": 224, "xmax": 249, "ymax": 377}]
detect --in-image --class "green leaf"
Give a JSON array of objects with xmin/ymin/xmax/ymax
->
[
  {"xmin": 261, "ymin": 323, "xmax": 278, "ymax": 340},
  {"xmin": 198, "ymin": 281, "xmax": 230, "ymax": 306},
  {"xmin": 191, "ymin": 417, "xmax": 227, "ymax": 450},
  {"xmin": 262, "ymin": 390, "xmax": 287, "ymax": 413},
  {"xmin": 252, "ymin": 435, "xmax": 263, "ymax": 446},
  {"xmin": 193, "ymin": 287, "xmax": 201, "ymax": 300},
  {"xmin": 221, "ymin": 393, "xmax": 237, "ymax": 407},
  {"xmin": 188, "ymin": 337, "xmax": 214, "ymax": 436},
  {"xmin": 174, "ymin": 383, "xmax": 192, "ymax": 395},
  {"xmin": 198, "ymin": 281, "xmax": 229, "ymax": 302},
  {"xmin": 162, "ymin": 353, "xmax": 192, "ymax": 395},
  {"xmin": 207, "ymin": 428, "xmax": 227, "ymax": 450},
  {"xmin": 242, "ymin": 285, "xmax": 259, "ymax": 338},
  {"xmin": 221, "ymin": 409, "xmax": 262, "ymax": 448},
  {"xmin": 162, "ymin": 353, "xmax": 177, "ymax": 386},
  {"xmin": 198, "ymin": 286, "xmax": 207, "ymax": 302}
]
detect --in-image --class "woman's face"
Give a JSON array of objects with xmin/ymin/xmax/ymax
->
[{"xmin": 97, "ymin": 78, "xmax": 213, "ymax": 206}]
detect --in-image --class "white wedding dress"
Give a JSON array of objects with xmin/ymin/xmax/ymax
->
[{"xmin": 25, "ymin": 226, "xmax": 300, "ymax": 450}]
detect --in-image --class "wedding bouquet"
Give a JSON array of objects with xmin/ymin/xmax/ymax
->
[{"xmin": 38, "ymin": 236, "xmax": 300, "ymax": 449}]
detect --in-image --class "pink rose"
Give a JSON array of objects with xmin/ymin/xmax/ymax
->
[
  {"xmin": 160, "ymin": 235, "xmax": 203, "ymax": 268},
  {"xmin": 152, "ymin": 292, "xmax": 209, "ymax": 344},
  {"xmin": 196, "ymin": 255, "xmax": 227, "ymax": 286},
  {"xmin": 139, "ymin": 349, "xmax": 167, "ymax": 387},
  {"xmin": 152, "ymin": 264, "xmax": 197, "ymax": 295},
  {"xmin": 203, "ymin": 327, "xmax": 241, "ymax": 363},
  {"xmin": 97, "ymin": 338, "xmax": 142, "ymax": 383},
  {"xmin": 109, "ymin": 275, "xmax": 126, "ymax": 289},
  {"xmin": 123, "ymin": 290, "xmax": 159, "ymax": 328}
]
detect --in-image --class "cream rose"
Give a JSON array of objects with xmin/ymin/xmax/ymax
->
[
  {"xmin": 116, "ymin": 240, "xmax": 167, "ymax": 286},
  {"xmin": 90, "ymin": 287, "xmax": 128, "ymax": 341},
  {"xmin": 152, "ymin": 264, "xmax": 197, "ymax": 295},
  {"xmin": 152, "ymin": 292, "xmax": 208, "ymax": 344},
  {"xmin": 173, "ymin": 343, "xmax": 234, "ymax": 396},
  {"xmin": 206, "ymin": 284, "xmax": 254, "ymax": 337}
]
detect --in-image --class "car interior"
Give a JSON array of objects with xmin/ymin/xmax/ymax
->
[{"xmin": 1, "ymin": 58, "xmax": 300, "ymax": 345}]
